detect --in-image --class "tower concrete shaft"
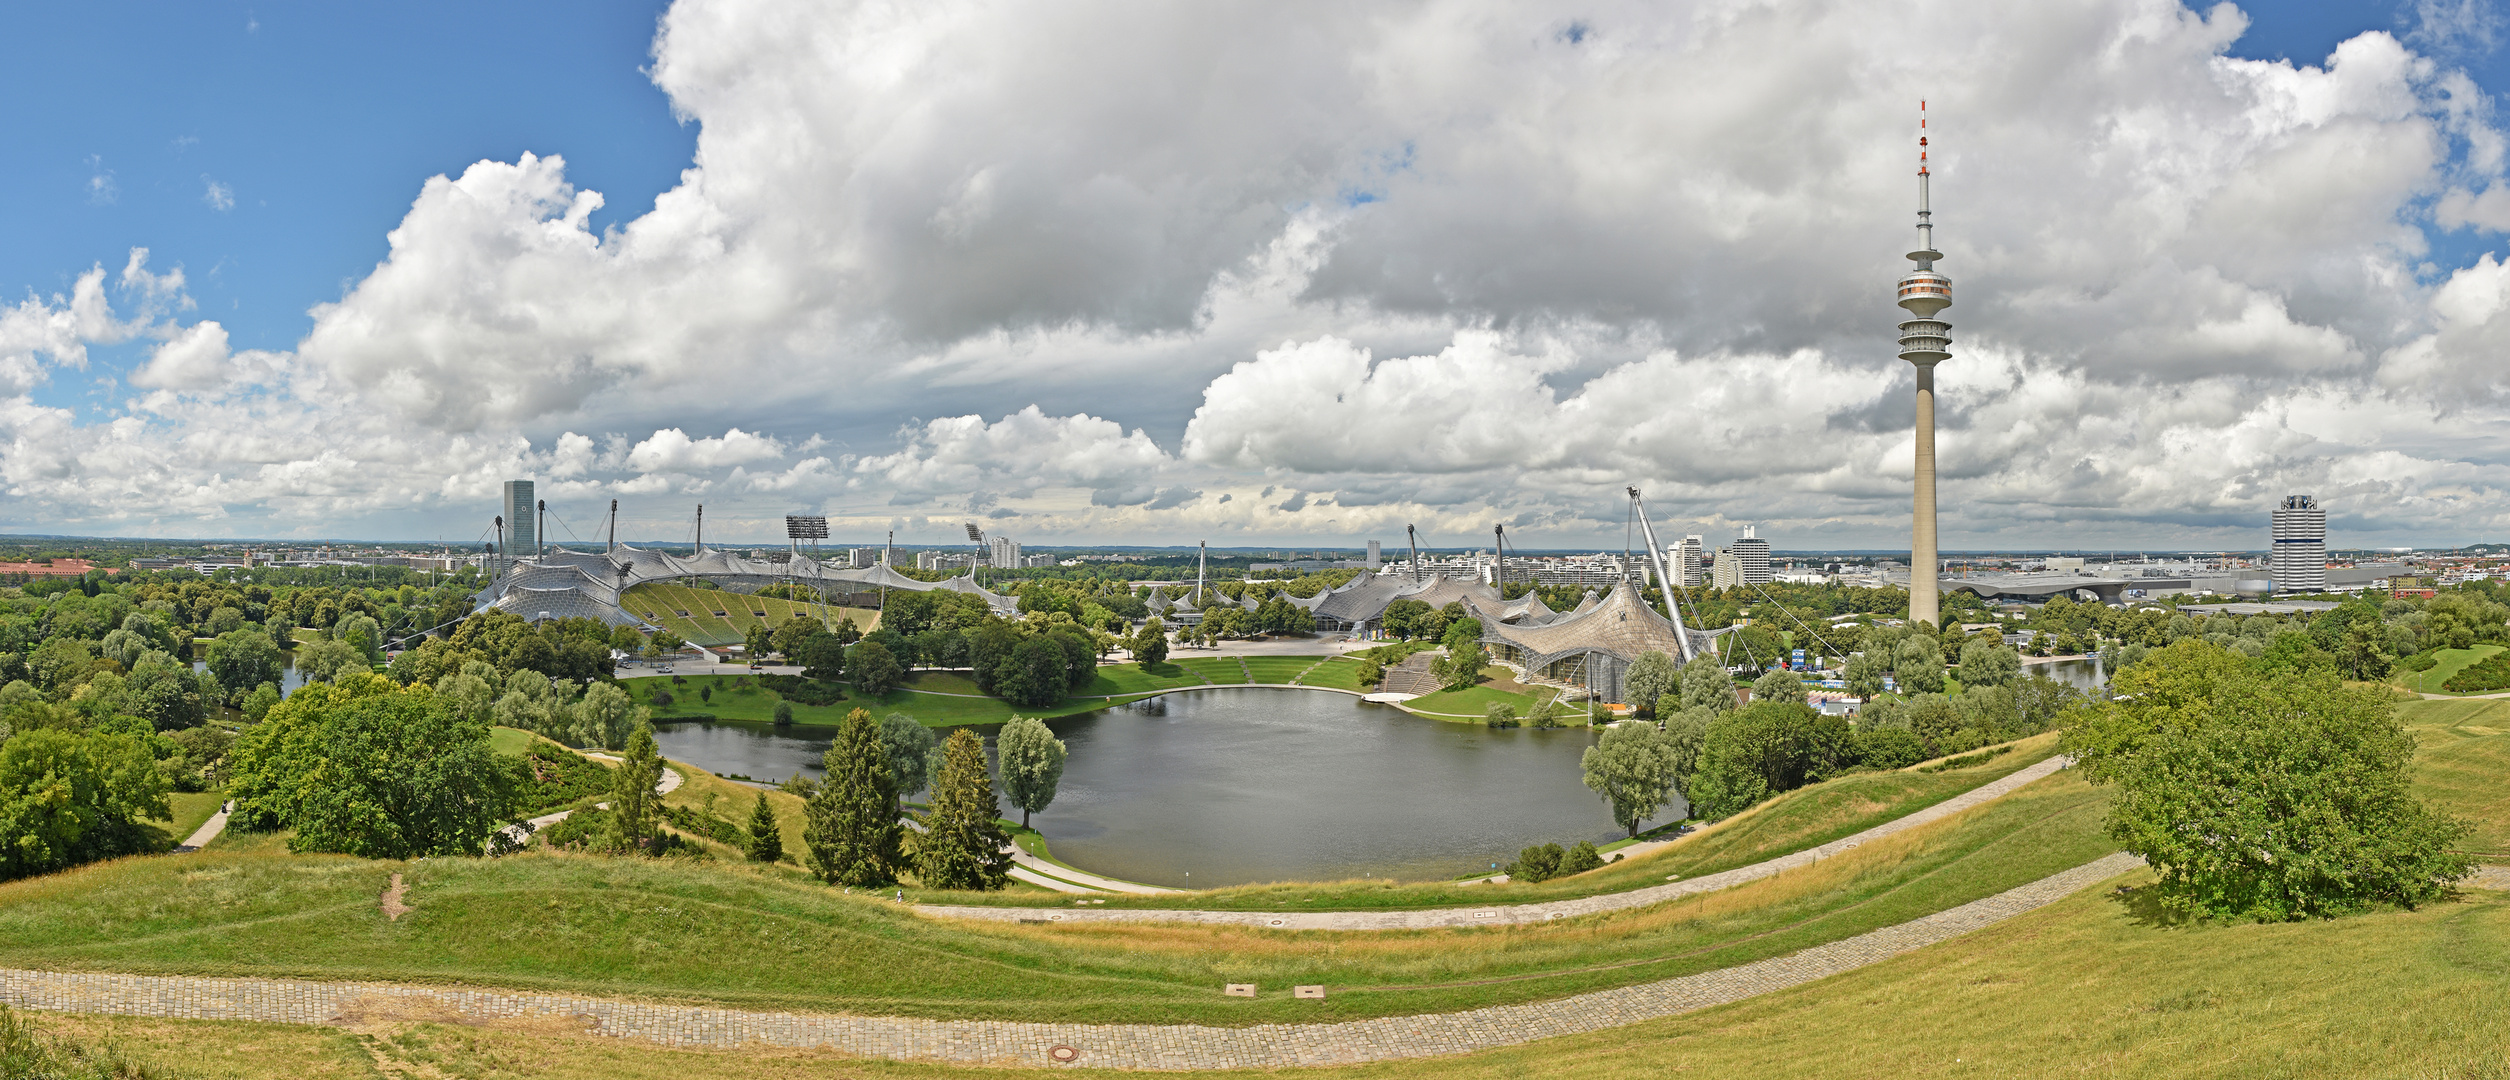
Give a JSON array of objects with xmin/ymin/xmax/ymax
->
[{"xmin": 1897, "ymin": 102, "xmax": 1951, "ymax": 629}]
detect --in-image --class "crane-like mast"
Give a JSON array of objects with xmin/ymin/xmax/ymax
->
[{"xmin": 1626, "ymin": 487, "xmax": 1695, "ymax": 663}]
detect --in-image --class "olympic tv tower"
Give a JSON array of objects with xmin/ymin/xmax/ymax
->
[{"xmin": 1897, "ymin": 101, "xmax": 1952, "ymax": 630}]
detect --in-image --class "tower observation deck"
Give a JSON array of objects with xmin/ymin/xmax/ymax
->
[{"xmin": 1899, "ymin": 102, "xmax": 1950, "ymax": 629}]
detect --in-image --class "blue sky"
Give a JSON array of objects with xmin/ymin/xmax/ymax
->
[
  {"xmin": 7, "ymin": 0, "xmax": 2510, "ymax": 549},
  {"xmin": 2, "ymin": 2, "xmax": 690, "ymax": 413}
]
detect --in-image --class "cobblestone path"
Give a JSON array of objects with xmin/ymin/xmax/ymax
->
[
  {"xmin": 0, "ymin": 851, "xmax": 2142, "ymax": 1070},
  {"xmin": 921, "ymin": 755, "xmax": 2074, "ymax": 931}
]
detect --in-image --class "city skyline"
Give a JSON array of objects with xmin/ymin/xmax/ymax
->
[{"xmin": 8, "ymin": 2, "xmax": 2510, "ymax": 550}]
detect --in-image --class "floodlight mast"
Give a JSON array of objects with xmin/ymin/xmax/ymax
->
[
  {"xmin": 1626, "ymin": 487, "xmax": 1695, "ymax": 663},
  {"xmin": 606, "ymin": 499, "xmax": 617, "ymax": 555},
  {"xmin": 535, "ymin": 500, "xmax": 546, "ymax": 557},
  {"xmin": 1406, "ymin": 525, "xmax": 1422, "ymax": 584}
]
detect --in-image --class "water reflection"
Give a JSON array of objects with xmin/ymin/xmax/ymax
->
[{"xmin": 650, "ymin": 687, "xmax": 1682, "ymax": 888}]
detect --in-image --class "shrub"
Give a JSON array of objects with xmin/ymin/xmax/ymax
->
[
  {"xmin": 2068, "ymin": 640, "xmax": 2473, "ymax": 920},
  {"xmin": 1918, "ymin": 744, "xmax": 2012, "ymax": 773},
  {"xmin": 758, "ymin": 675, "xmax": 846, "ymax": 706},
  {"xmin": 1505, "ymin": 842, "xmax": 1564, "ymax": 883},
  {"xmin": 773, "ymin": 701, "xmax": 795, "ymax": 725},
  {"xmin": 1483, "ymin": 702, "xmax": 1520, "ymax": 728},
  {"xmin": 1559, "ymin": 839, "xmax": 1606, "ymax": 876},
  {"xmin": 2442, "ymin": 650, "xmax": 2510, "ymax": 693},
  {"xmin": 1851, "ymin": 725, "xmax": 1928, "ymax": 771},
  {"xmin": 660, "ymin": 801, "xmax": 744, "ymax": 846}
]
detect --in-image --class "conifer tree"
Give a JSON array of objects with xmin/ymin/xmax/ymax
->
[
  {"xmin": 743, "ymin": 789, "xmax": 785, "ymax": 863},
  {"xmin": 802, "ymin": 708, "xmax": 901, "ymax": 885},
  {"xmin": 916, "ymin": 728, "xmax": 1012, "ymax": 890}
]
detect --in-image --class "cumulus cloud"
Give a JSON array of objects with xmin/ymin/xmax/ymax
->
[
  {"xmin": 201, "ymin": 177, "xmax": 234, "ymax": 211},
  {"xmin": 12, "ymin": 0, "xmax": 2510, "ymax": 547}
]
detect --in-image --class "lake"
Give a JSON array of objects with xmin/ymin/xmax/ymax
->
[{"xmin": 648, "ymin": 687, "xmax": 1682, "ymax": 888}]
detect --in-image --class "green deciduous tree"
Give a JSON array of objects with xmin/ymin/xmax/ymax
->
[
  {"xmin": 1581, "ymin": 721, "xmax": 1680, "ymax": 837},
  {"xmin": 996, "ymin": 716, "xmax": 1067, "ymax": 828},
  {"xmin": 1624, "ymin": 652, "xmax": 1680, "ymax": 717},
  {"xmin": 0, "ymin": 728, "xmax": 169, "ymax": 882},
  {"xmin": 2065, "ymin": 640, "xmax": 2472, "ymax": 920},
  {"xmin": 917, "ymin": 728, "xmax": 1012, "ymax": 890},
  {"xmin": 608, "ymin": 724, "xmax": 665, "ymax": 852},
  {"xmin": 1132, "ymin": 618, "xmax": 1169, "ymax": 667},
  {"xmin": 226, "ymin": 677, "xmax": 525, "ymax": 859},
  {"xmin": 879, "ymin": 712, "xmax": 937, "ymax": 798},
  {"xmin": 744, "ymin": 790, "xmax": 785, "ymax": 863},
  {"xmin": 744, "ymin": 623, "xmax": 775, "ymax": 663},
  {"xmin": 846, "ymin": 640, "xmax": 904, "ymax": 696},
  {"xmin": 1506, "ymin": 842, "xmax": 1564, "ymax": 883},
  {"xmin": 994, "ymin": 637, "xmax": 1070, "ymax": 708},
  {"xmin": 1679, "ymin": 655, "xmax": 1736, "ymax": 715},
  {"xmin": 802, "ymin": 708, "xmax": 901, "ymax": 886},
  {"xmin": 1750, "ymin": 667, "xmax": 1807, "ymax": 706},
  {"xmin": 204, "ymin": 629, "xmax": 283, "ymax": 705}
]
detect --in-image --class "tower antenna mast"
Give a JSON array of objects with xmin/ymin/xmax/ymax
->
[{"xmin": 1897, "ymin": 99, "xmax": 1953, "ymax": 630}]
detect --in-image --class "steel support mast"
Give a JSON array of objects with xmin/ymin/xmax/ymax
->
[{"xmin": 1626, "ymin": 488, "xmax": 1695, "ymax": 663}]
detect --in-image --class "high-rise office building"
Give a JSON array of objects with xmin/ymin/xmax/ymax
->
[
  {"xmin": 1732, "ymin": 525, "xmax": 1772, "ymax": 585},
  {"xmin": 2272, "ymin": 495, "xmax": 2327, "ymax": 593},
  {"xmin": 987, "ymin": 535, "xmax": 1020, "ymax": 569},
  {"xmin": 845, "ymin": 547, "xmax": 884, "ymax": 568},
  {"xmin": 501, "ymin": 480, "xmax": 536, "ymax": 556},
  {"xmin": 1367, "ymin": 540, "xmax": 1382, "ymax": 569},
  {"xmin": 1711, "ymin": 549, "xmax": 1743, "ymax": 589},
  {"xmin": 1676, "ymin": 535, "xmax": 1705, "ymax": 587}
]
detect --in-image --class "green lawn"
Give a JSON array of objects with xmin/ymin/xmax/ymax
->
[
  {"xmin": 1240, "ymin": 656, "xmax": 1327, "ymax": 684},
  {"xmin": 2400, "ymin": 697, "xmax": 2510, "ymax": 856},
  {"xmin": 1171, "ymin": 656, "xmax": 1249, "ymax": 684},
  {"xmin": 639, "ymin": 670, "xmax": 1169, "ymax": 728},
  {"xmin": 1403, "ymin": 683, "xmax": 1565, "ymax": 719},
  {"xmin": 1295, "ymin": 655, "xmax": 1373, "ymax": 690},
  {"xmin": 0, "ymin": 762, "xmax": 2111, "ymax": 1027},
  {"xmin": 153, "ymin": 791, "xmax": 226, "ymax": 844},
  {"xmin": 2400, "ymin": 644, "xmax": 2509, "ymax": 695},
  {"xmin": 1077, "ymin": 662, "xmax": 1213, "ymax": 696},
  {"xmin": 620, "ymin": 582, "xmax": 880, "ymax": 648},
  {"xmin": 35, "ymin": 858, "xmax": 2510, "ymax": 1080}
]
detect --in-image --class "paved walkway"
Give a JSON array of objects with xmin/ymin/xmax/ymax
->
[
  {"xmin": 0, "ymin": 851, "xmax": 2146, "ymax": 1069},
  {"xmin": 920, "ymin": 755, "xmax": 2073, "ymax": 930},
  {"xmin": 174, "ymin": 802, "xmax": 231, "ymax": 852}
]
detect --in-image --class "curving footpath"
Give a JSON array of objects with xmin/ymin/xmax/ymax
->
[
  {"xmin": 0, "ymin": 851, "xmax": 2145, "ymax": 1069},
  {"xmin": 921, "ymin": 754, "xmax": 2074, "ymax": 930}
]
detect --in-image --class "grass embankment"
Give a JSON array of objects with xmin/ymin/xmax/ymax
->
[
  {"xmin": 2398, "ymin": 644, "xmax": 2508, "ymax": 695},
  {"xmin": 1293, "ymin": 655, "xmax": 1374, "ymax": 690},
  {"xmin": 915, "ymin": 733, "xmax": 2064, "ymax": 911},
  {"xmin": 619, "ymin": 582, "xmax": 880, "ymax": 648},
  {"xmin": 34, "ymin": 868, "xmax": 2510, "ymax": 1079},
  {"xmin": 0, "ymin": 763, "xmax": 2110, "ymax": 1026},
  {"xmin": 152, "ymin": 791, "xmax": 226, "ymax": 843},
  {"xmin": 2400, "ymin": 697, "xmax": 2510, "ymax": 857}
]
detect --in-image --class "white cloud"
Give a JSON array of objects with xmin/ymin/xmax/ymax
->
[
  {"xmin": 12, "ymin": 0, "xmax": 2510, "ymax": 547},
  {"xmin": 201, "ymin": 177, "xmax": 234, "ymax": 211}
]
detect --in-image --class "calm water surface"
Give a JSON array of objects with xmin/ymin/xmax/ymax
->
[{"xmin": 650, "ymin": 687, "xmax": 1682, "ymax": 888}]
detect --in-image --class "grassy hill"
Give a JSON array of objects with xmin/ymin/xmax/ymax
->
[
  {"xmin": 2398, "ymin": 643, "xmax": 2508, "ymax": 695},
  {"xmin": 619, "ymin": 581, "xmax": 879, "ymax": 647}
]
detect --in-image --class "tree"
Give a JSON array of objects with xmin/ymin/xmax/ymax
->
[
  {"xmin": 1380, "ymin": 598, "xmax": 1432, "ymax": 640},
  {"xmin": 1957, "ymin": 638, "xmax": 2022, "ymax": 688},
  {"xmin": 608, "ymin": 724, "xmax": 665, "ymax": 852},
  {"xmin": 743, "ymin": 790, "xmax": 785, "ymax": 863},
  {"xmin": 1750, "ymin": 667, "xmax": 1807, "ymax": 706},
  {"xmin": 1893, "ymin": 636, "xmax": 1946, "ymax": 693},
  {"xmin": 994, "ymin": 637, "xmax": 1070, "ymax": 708},
  {"xmin": 1132, "ymin": 618, "xmax": 1168, "ymax": 667},
  {"xmin": 571, "ymin": 681, "xmax": 644, "ymax": 750},
  {"xmin": 1906, "ymin": 694, "xmax": 1961, "ymax": 753},
  {"xmin": 1434, "ymin": 641, "xmax": 1487, "ymax": 692},
  {"xmin": 1581, "ymin": 722, "xmax": 1680, "ymax": 837},
  {"xmin": 846, "ymin": 640, "xmax": 904, "ymax": 696},
  {"xmin": 294, "ymin": 636, "xmax": 366, "ymax": 685},
  {"xmin": 770, "ymin": 616, "xmax": 820, "ymax": 660},
  {"xmin": 1663, "ymin": 704, "xmax": 1713, "ymax": 797},
  {"xmin": 226, "ymin": 678, "xmax": 525, "ymax": 859},
  {"xmin": 2065, "ymin": 640, "xmax": 2473, "ymax": 920},
  {"xmin": 743, "ymin": 623, "xmax": 775, "ymax": 662},
  {"xmin": 0, "ymin": 728, "xmax": 169, "ymax": 883},
  {"xmin": 802, "ymin": 708, "xmax": 901, "ymax": 886},
  {"xmin": 773, "ymin": 700, "xmax": 795, "ymax": 725},
  {"xmin": 996, "ymin": 716, "xmax": 1068, "ymax": 828},
  {"xmin": 917, "ymin": 728, "xmax": 1012, "ymax": 890},
  {"xmin": 2335, "ymin": 618, "xmax": 2394, "ymax": 681},
  {"xmin": 832, "ymin": 616, "xmax": 862, "ymax": 646},
  {"xmin": 1686, "ymin": 698, "xmax": 1824, "ymax": 820},
  {"xmin": 1624, "ymin": 651, "xmax": 1680, "ymax": 716},
  {"xmin": 797, "ymin": 632, "xmax": 848, "ymax": 682},
  {"xmin": 878, "ymin": 712, "xmax": 937, "ymax": 798},
  {"xmin": 644, "ymin": 628, "xmax": 686, "ymax": 659},
  {"xmin": 1560, "ymin": 839, "xmax": 1606, "ymax": 876},
  {"xmin": 1679, "ymin": 655, "xmax": 1736, "ymax": 714}
]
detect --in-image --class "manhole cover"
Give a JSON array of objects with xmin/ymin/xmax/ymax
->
[{"xmin": 1048, "ymin": 1044, "xmax": 1080, "ymax": 1062}]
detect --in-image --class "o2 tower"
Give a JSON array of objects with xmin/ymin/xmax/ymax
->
[{"xmin": 1896, "ymin": 101, "xmax": 1952, "ymax": 630}]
